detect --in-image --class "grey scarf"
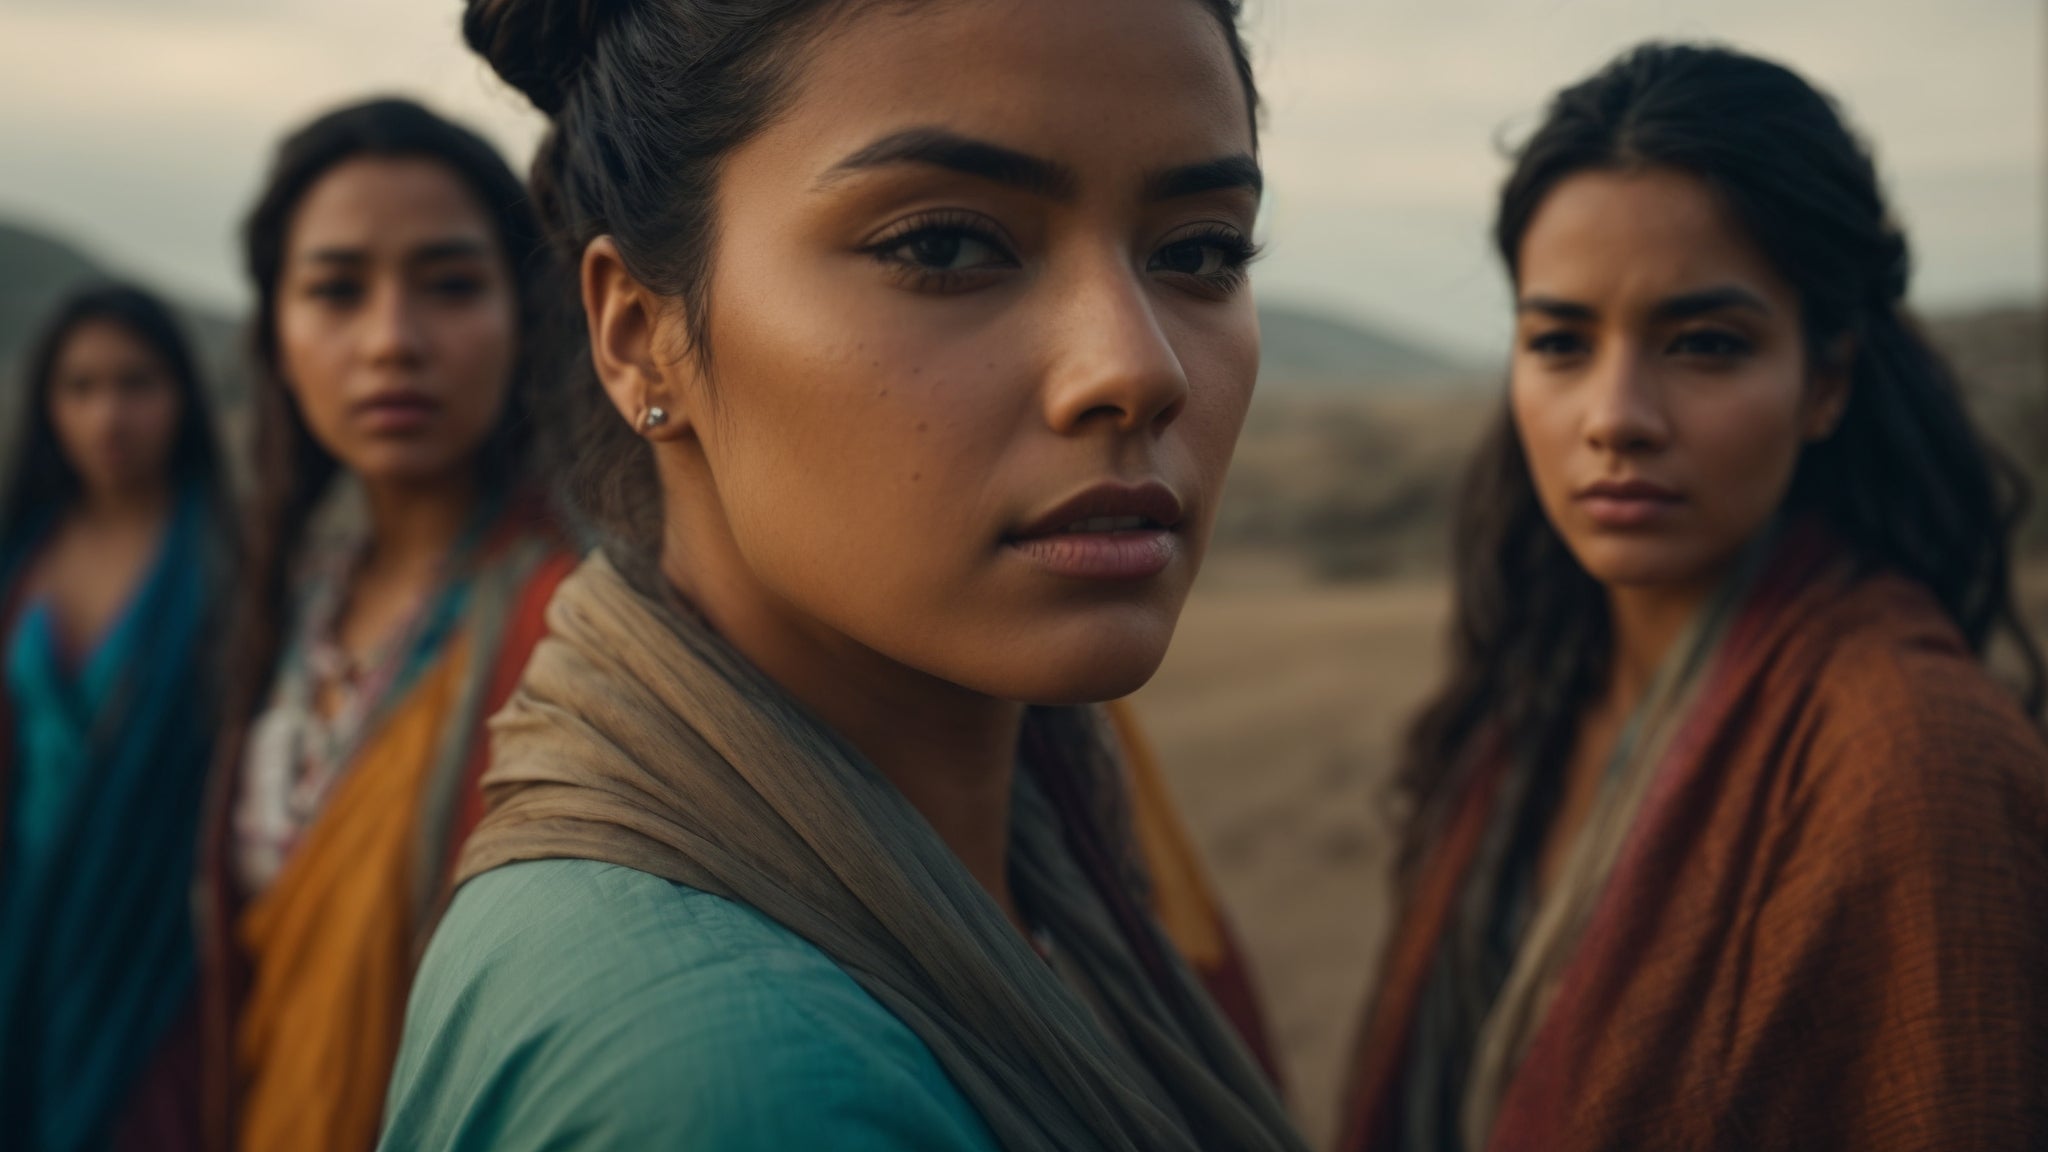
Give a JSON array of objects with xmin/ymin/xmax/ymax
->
[{"xmin": 457, "ymin": 552, "xmax": 1306, "ymax": 1152}]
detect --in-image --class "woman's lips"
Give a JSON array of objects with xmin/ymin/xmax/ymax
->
[
  {"xmin": 1575, "ymin": 479, "xmax": 1684, "ymax": 529},
  {"xmin": 1006, "ymin": 483, "xmax": 1186, "ymax": 581},
  {"xmin": 1005, "ymin": 526, "xmax": 1179, "ymax": 580},
  {"xmin": 355, "ymin": 393, "xmax": 440, "ymax": 434}
]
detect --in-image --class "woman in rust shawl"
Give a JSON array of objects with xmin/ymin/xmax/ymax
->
[
  {"xmin": 1341, "ymin": 43, "xmax": 2048, "ymax": 1152},
  {"xmin": 195, "ymin": 100, "xmax": 576, "ymax": 1152}
]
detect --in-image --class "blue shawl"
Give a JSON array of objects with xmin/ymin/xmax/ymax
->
[{"xmin": 0, "ymin": 489, "xmax": 222, "ymax": 1150}]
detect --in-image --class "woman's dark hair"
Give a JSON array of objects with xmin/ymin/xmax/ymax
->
[
  {"xmin": 1403, "ymin": 41, "xmax": 2045, "ymax": 847},
  {"xmin": 463, "ymin": 0, "xmax": 1259, "ymax": 556},
  {"xmin": 229, "ymin": 97, "xmax": 558, "ymax": 723},
  {"xmin": 2, "ymin": 283, "xmax": 229, "ymax": 552}
]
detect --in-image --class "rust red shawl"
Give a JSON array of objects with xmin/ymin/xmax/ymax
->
[{"xmin": 1342, "ymin": 537, "xmax": 2048, "ymax": 1151}]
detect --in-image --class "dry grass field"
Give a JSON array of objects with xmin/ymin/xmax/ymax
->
[{"xmin": 1130, "ymin": 554, "xmax": 2048, "ymax": 1148}]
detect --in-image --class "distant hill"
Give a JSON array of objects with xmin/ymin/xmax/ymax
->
[
  {"xmin": 0, "ymin": 219, "xmax": 245, "ymax": 408},
  {"xmin": 1256, "ymin": 301, "xmax": 1473, "ymax": 392},
  {"xmin": 0, "ymin": 221, "xmax": 108, "ymax": 373}
]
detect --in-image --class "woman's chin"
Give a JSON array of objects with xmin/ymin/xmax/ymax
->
[
  {"xmin": 340, "ymin": 440, "xmax": 486, "ymax": 489},
  {"xmin": 907, "ymin": 609, "xmax": 1172, "ymax": 706},
  {"xmin": 978, "ymin": 626, "xmax": 1176, "ymax": 707},
  {"xmin": 1575, "ymin": 541, "xmax": 1730, "ymax": 594}
]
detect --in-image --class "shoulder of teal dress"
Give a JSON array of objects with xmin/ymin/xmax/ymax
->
[{"xmin": 380, "ymin": 858, "xmax": 1000, "ymax": 1152}]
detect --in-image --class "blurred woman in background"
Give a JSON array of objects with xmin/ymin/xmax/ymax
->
[
  {"xmin": 1342, "ymin": 43, "xmax": 2048, "ymax": 1152},
  {"xmin": 197, "ymin": 98, "xmax": 576, "ymax": 1152},
  {"xmin": 380, "ymin": 0, "xmax": 1300, "ymax": 1148},
  {"xmin": 0, "ymin": 283, "xmax": 233, "ymax": 1152}
]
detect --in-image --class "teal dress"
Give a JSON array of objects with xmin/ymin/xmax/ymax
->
[
  {"xmin": 380, "ymin": 859, "xmax": 1002, "ymax": 1151},
  {"xmin": 0, "ymin": 489, "xmax": 219, "ymax": 1150}
]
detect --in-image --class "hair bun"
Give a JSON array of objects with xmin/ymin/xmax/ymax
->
[{"xmin": 464, "ymin": 0, "xmax": 624, "ymax": 117}]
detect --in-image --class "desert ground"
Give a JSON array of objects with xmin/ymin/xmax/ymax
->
[{"xmin": 1129, "ymin": 552, "xmax": 2048, "ymax": 1148}]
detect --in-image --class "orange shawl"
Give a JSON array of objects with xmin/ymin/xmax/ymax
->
[
  {"xmin": 1342, "ymin": 539, "xmax": 2048, "ymax": 1151},
  {"xmin": 197, "ymin": 524, "xmax": 573, "ymax": 1152},
  {"xmin": 1107, "ymin": 699, "xmax": 1281, "ymax": 1088}
]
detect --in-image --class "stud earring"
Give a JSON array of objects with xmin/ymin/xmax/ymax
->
[{"xmin": 643, "ymin": 406, "xmax": 668, "ymax": 432}]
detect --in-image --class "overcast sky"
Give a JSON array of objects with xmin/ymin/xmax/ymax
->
[{"xmin": 1, "ymin": 0, "xmax": 2039, "ymax": 358}]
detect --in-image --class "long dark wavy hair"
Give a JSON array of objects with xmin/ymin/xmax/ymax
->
[
  {"xmin": 225, "ymin": 97, "xmax": 560, "ymax": 729},
  {"xmin": 463, "ymin": 0, "xmax": 1258, "ymax": 561},
  {"xmin": 1400, "ymin": 42, "xmax": 2044, "ymax": 851},
  {"xmin": 2, "ymin": 283, "xmax": 230, "ymax": 557}
]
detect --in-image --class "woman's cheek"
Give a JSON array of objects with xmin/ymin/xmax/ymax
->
[
  {"xmin": 1696, "ymin": 383, "xmax": 1806, "ymax": 543},
  {"xmin": 137, "ymin": 391, "xmax": 183, "ymax": 470},
  {"xmin": 445, "ymin": 308, "xmax": 517, "ymax": 449},
  {"xmin": 279, "ymin": 318, "xmax": 351, "ymax": 445},
  {"xmin": 1512, "ymin": 389, "xmax": 1575, "ymax": 520}
]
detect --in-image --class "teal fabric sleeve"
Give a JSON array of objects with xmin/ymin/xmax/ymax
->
[{"xmin": 379, "ymin": 859, "xmax": 1001, "ymax": 1152}]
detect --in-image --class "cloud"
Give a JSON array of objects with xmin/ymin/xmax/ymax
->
[
  {"xmin": 0, "ymin": 1, "xmax": 545, "ymax": 307},
  {"xmin": 0, "ymin": 0, "xmax": 2036, "ymax": 352},
  {"xmin": 1246, "ymin": 0, "xmax": 2044, "ymax": 351}
]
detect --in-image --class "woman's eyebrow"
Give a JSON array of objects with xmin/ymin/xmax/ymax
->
[
  {"xmin": 1514, "ymin": 286, "xmax": 1771, "ymax": 322},
  {"xmin": 1650, "ymin": 285, "xmax": 1772, "ymax": 321},
  {"xmin": 1517, "ymin": 295, "xmax": 1595, "ymax": 321},
  {"xmin": 818, "ymin": 127, "xmax": 1078, "ymax": 201},
  {"xmin": 1144, "ymin": 154, "xmax": 1262, "ymax": 202},
  {"xmin": 295, "ymin": 238, "xmax": 491, "ymax": 268},
  {"xmin": 407, "ymin": 238, "xmax": 493, "ymax": 267},
  {"xmin": 300, "ymin": 246, "xmax": 367, "ymax": 267}
]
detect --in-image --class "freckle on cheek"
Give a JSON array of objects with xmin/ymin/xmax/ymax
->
[{"xmin": 916, "ymin": 421, "xmax": 928, "ymax": 433}]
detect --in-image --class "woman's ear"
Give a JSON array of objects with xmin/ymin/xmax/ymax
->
[
  {"xmin": 1803, "ymin": 335, "xmax": 1854, "ymax": 442},
  {"xmin": 583, "ymin": 236, "xmax": 696, "ymax": 440}
]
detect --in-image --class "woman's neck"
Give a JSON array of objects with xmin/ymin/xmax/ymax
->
[
  {"xmin": 72, "ymin": 480, "xmax": 172, "ymax": 532},
  {"xmin": 359, "ymin": 471, "xmax": 482, "ymax": 581},
  {"xmin": 1602, "ymin": 581, "xmax": 1713, "ymax": 705},
  {"xmin": 659, "ymin": 506, "xmax": 1027, "ymax": 929}
]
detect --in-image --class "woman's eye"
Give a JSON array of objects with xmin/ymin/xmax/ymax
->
[
  {"xmin": 1150, "ymin": 238, "xmax": 1235, "ymax": 278},
  {"xmin": 1526, "ymin": 330, "xmax": 1588, "ymax": 358},
  {"xmin": 306, "ymin": 280, "xmax": 362, "ymax": 304},
  {"xmin": 1148, "ymin": 230, "xmax": 1257, "ymax": 293},
  {"xmin": 1669, "ymin": 329, "xmax": 1752, "ymax": 358},
  {"xmin": 428, "ymin": 276, "xmax": 485, "ymax": 299},
  {"xmin": 879, "ymin": 228, "xmax": 1012, "ymax": 274}
]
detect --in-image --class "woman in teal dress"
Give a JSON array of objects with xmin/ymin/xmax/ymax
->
[
  {"xmin": 0, "ymin": 284, "xmax": 235, "ymax": 1151},
  {"xmin": 383, "ymin": 0, "xmax": 1305, "ymax": 1149}
]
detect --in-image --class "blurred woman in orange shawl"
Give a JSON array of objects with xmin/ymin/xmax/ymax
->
[
  {"xmin": 1342, "ymin": 43, "xmax": 2048, "ymax": 1152},
  {"xmin": 195, "ymin": 99, "xmax": 575, "ymax": 1152}
]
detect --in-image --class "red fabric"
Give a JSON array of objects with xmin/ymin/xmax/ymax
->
[
  {"xmin": 445, "ymin": 550, "xmax": 576, "ymax": 874},
  {"xmin": 107, "ymin": 1000, "xmax": 204, "ymax": 1152},
  {"xmin": 1338, "ymin": 747, "xmax": 1509, "ymax": 1151},
  {"xmin": 1342, "ymin": 539, "xmax": 2048, "ymax": 1151}
]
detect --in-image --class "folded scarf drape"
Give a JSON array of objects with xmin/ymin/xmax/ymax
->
[{"xmin": 458, "ymin": 551, "xmax": 1306, "ymax": 1152}]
